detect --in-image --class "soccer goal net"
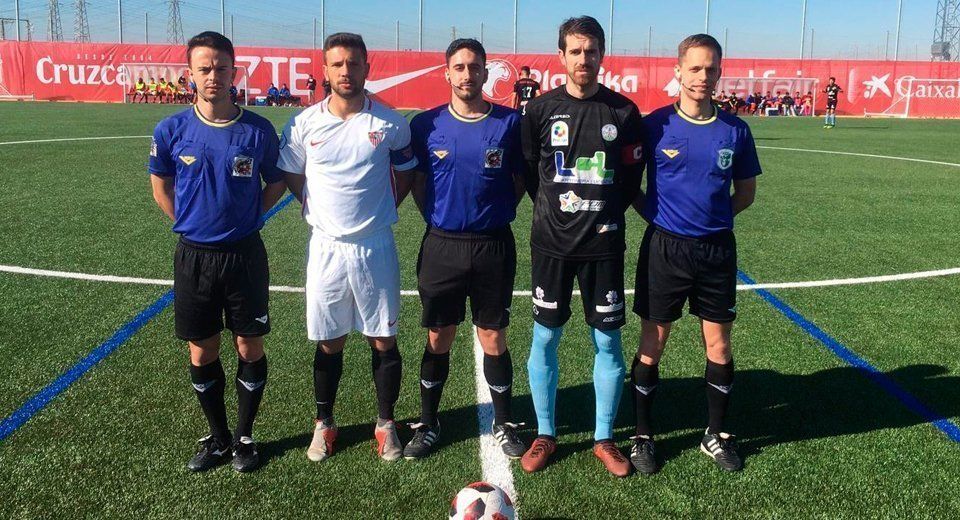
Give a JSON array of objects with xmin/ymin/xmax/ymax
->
[
  {"xmin": 864, "ymin": 77, "xmax": 960, "ymax": 119},
  {"xmin": 0, "ymin": 57, "xmax": 35, "ymax": 101},
  {"xmin": 718, "ymin": 76, "xmax": 820, "ymax": 116},
  {"xmin": 119, "ymin": 63, "xmax": 249, "ymax": 105}
]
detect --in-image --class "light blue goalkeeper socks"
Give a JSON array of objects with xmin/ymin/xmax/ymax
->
[
  {"xmin": 591, "ymin": 327, "xmax": 625, "ymax": 441},
  {"xmin": 528, "ymin": 322, "xmax": 563, "ymax": 437}
]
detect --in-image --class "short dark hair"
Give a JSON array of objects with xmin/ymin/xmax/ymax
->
[
  {"xmin": 187, "ymin": 31, "xmax": 235, "ymax": 65},
  {"xmin": 324, "ymin": 32, "xmax": 368, "ymax": 62},
  {"xmin": 445, "ymin": 38, "xmax": 486, "ymax": 65},
  {"xmin": 678, "ymin": 33, "xmax": 722, "ymax": 62},
  {"xmin": 829, "ymin": 76, "xmax": 836, "ymax": 81},
  {"xmin": 520, "ymin": 66, "xmax": 531, "ymax": 74},
  {"xmin": 558, "ymin": 16, "xmax": 605, "ymax": 54}
]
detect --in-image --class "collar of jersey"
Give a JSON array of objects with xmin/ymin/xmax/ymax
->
[
  {"xmin": 193, "ymin": 104, "xmax": 244, "ymax": 128},
  {"xmin": 447, "ymin": 102, "xmax": 492, "ymax": 123},
  {"xmin": 673, "ymin": 102, "xmax": 717, "ymax": 125}
]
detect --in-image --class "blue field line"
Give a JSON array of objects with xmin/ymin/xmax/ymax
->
[
  {"xmin": 738, "ymin": 269, "xmax": 960, "ymax": 443},
  {"xmin": 0, "ymin": 194, "xmax": 296, "ymax": 443}
]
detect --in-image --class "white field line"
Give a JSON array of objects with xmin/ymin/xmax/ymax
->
[
  {"xmin": 0, "ymin": 135, "xmax": 151, "ymax": 146},
  {"xmin": 3, "ymin": 264, "xmax": 960, "ymax": 294},
  {"xmin": 472, "ymin": 327, "xmax": 519, "ymax": 510},
  {"xmin": 756, "ymin": 145, "xmax": 960, "ymax": 169}
]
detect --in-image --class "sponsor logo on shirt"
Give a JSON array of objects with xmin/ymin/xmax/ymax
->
[
  {"xmin": 368, "ymin": 130, "xmax": 385, "ymax": 148},
  {"xmin": 549, "ymin": 114, "xmax": 571, "ymax": 120},
  {"xmin": 433, "ymin": 149, "xmax": 449, "ymax": 160},
  {"xmin": 232, "ymin": 155, "xmax": 254, "ymax": 178},
  {"xmin": 558, "ymin": 190, "xmax": 605, "ymax": 213},
  {"xmin": 179, "ymin": 155, "xmax": 197, "ymax": 165},
  {"xmin": 551, "ymin": 121, "xmax": 569, "ymax": 146},
  {"xmin": 661, "ymin": 149, "xmax": 680, "ymax": 159},
  {"xmin": 553, "ymin": 151, "xmax": 614, "ymax": 185},
  {"xmin": 601, "ymin": 124, "xmax": 618, "ymax": 141},
  {"xmin": 484, "ymin": 148, "xmax": 504, "ymax": 168},
  {"xmin": 717, "ymin": 148, "xmax": 734, "ymax": 170}
]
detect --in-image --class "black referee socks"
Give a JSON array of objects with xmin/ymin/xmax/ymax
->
[
  {"xmin": 631, "ymin": 357, "xmax": 659, "ymax": 437},
  {"xmin": 484, "ymin": 350, "xmax": 514, "ymax": 425},
  {"xmin": 189, "ymin": 358, "xmax": 230, "ymax": 443},
  {"xmin": 419, "ymin": 349, "xmax": 450, "ymax": 426},
  {"xmin": 372, "ymin": 345, "xmax": 402, "ymax": 421},
  {"xmin": 706, "ymin": 359, "xmax": 735, "ymax": 435},
  {"xmin": 236, "ymin": 355, "xmax": 268, "ymax": 439}
]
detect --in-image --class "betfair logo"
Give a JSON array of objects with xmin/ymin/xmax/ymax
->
[
  {"xmin": 662, "ymin": 149, "xmax": 680, "ymax": 159},
  {"xmin": 179, "ymin": 155, "xmax": 197, "ymax": 165},
  {"xmin": 433, "ymin": 150, "xmax": 449, "ymax": 160}
]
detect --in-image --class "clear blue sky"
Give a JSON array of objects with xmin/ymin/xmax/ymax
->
[{"xmin": 1, "ymin": 0, "xmax": 943, "ymax": 60}]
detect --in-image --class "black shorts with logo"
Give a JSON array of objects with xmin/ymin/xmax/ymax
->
[
  {"xmin": 417, "ymin": 226, "xmax": 516, "ymax": 330},
  {"xmin": 530, "ymin": 251, "xmax": 626, "ymax": 331},
  {"xmin": 633, "ymin": 225, "xmax": 737, "ymax": 324},
  {"xmin": 174, "ymin": 232, "xmax": 271, "ymax": 341},
  {"xmin": 826, "ymin": 98, "xmax": 838, "ymax": 110}
]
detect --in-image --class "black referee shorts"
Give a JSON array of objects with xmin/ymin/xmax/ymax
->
[
  {"xmin": 174, "ymin": 232, "xmax": 271, "ymax": 341},
  {"xmin": 633, "ymin": 225, "xmax": 738, "ymax": 324},
  {"xmin": 530, "ymin": 251, "xmax": 626, "ymax": 331},
  {"xmin": 417, "ymin": 226, "xmax": 516, "ymax": 330}
]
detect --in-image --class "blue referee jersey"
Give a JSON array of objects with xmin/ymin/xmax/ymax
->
[
  {"xmin": 148, "ymin": 106, "xmax": 283, "ymax": 243},
  {"xmin": 642, "ymin": 104, "xmax": 761, "ymax": 237},
  {"xmin": 410, "ymin": 103, "xmax": 523, "ymax": 233}
]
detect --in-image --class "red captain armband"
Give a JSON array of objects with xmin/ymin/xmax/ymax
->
[{"xmin": 622, "ymin": 142, "xmax": 643, "ymax": 165}]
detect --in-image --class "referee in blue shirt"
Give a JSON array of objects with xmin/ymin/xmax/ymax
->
[
  {"xmin": 148, "ymin": 32, "xmax": 287, "ymax": 473},
  {"xmin": 400, "ymin": 39, "xmax": 526, "ymax": 460},
  {"xmin": 629, "ymin": 34, "xmax": 760, "ymax": 474}
]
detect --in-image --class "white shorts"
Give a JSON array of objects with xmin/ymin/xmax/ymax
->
[{"xmin": 306, "ymin": 228, "xmax": 401, "ymax": 341}]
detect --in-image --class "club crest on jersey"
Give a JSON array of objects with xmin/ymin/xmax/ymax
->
[
  {"xmin": 368, "ymin": 130, "xmax": 385, "ymax": 148},
  {"xmin": 662, "ymin": 149, "xmax": 680, "ymax": 159},
  {"xmin": 601, "ymin": 124, "xmax": 618, "ymax": 141},
  {"xmin": 558, "ymin": 190, "xmax": 604, "ymax": 213},
  {"xmin": 717, "ymin": 148, "xmax": 734, "ymax": 170},
  {"xmin": 232, "ymin": 155, "xmax": 253, "ymax": 178},
  {"xmin": 553, "ymin": 151, "xmax": 614, "ymax": 185},
  {"xmin": 179, "ymin": 155, "xmax": 197, "ymax": 165},
  {"xmin": 484, "ymin": 148, "xmax": 504, "ymax": 168},
  {"xmin": 551, "ymin": 121, "xmax": 569, "ymax": 146},
  {"xmin": 433, "ymin": 149, "xmax": 449, "ymax": 160}
]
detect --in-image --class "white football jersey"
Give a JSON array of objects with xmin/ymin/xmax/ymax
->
[{"xmin": 278, "ymin": 96, "xmax": 418, "ymax": 240}]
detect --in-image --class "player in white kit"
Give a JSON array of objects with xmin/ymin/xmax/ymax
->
[{"xmin": 279, "ymin": 32, "xmax": 418, "ymax": 462}]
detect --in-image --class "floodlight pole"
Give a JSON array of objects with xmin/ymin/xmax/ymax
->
[
  {"xmin": 704, "ymin": 0, "xmax": 710, "ymax": 34},
  {"xmin": 647, "ymin": 26, "xmax": 652, "ymax": 57},
  {"xmin": 608, "ymin": 0, "xmax": 614, "ymax": 55},
  {"xmin": 418, "ymin": 0, "xmax": 423, "ymax": 51},
  {"xmin": 512, "ymin": 0, "xmax": 518, "ymax": 53},
  {"xmin": 893, "ymin": 0, "xmax": 902, "ymax": 61},
  {"xmin": 397, "ymin": 20, "xmax": 400, "ymax": 50},
  {"xmin": 118, "ymin": 0, "xmax": 123, "ymax": 43},
  {"xmin": 313, "ymin": 17, "xmax": 317, "ymax": 49},
  {"xmin": 480, "ymin": 22, "xmax": 483, "ymax": 44},
  {"xmin": 15, "ymin": 0, "xmax": 20, "ymax": 41},
  {"xmin": 321, "ymin": 0, "xmax": 326, "ymax": 46},
  {"xmin": 145, "ymin": 12, "xmax": 148, "ymax": 43},
  {"xmin": 220, "ymin": 0, "xmax": 225, "ymax": 35},
  {"xmin": 799, "ymin": 0, "xmax": 807, "ymax": 60}
]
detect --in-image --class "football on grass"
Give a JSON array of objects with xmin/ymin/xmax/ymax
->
[{"xmin": 448, "ymin": 481, "xmax": 515, "ymax": 520}]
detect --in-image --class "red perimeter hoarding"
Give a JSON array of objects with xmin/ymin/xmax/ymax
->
[{"xmin": 2, "ymin": 41, "xmax": 960, "ymax": 117}]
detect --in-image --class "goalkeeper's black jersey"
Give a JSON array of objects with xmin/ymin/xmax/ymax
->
[
  {"xmin": 521, "ymin": 84, "xmax": 644, "ymax": 260},
  {"xmin": 825, "ymin": 84, "xmax": 841, "ymax": 100}
]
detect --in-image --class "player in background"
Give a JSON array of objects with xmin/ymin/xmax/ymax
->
[
  {"xmin": 823, "ymin": 77, "xmax": 842, "ymax": 128},
  {"xmin": 629, "ymin": 34, "xmax": 760, "ymax": 475},
  {"xmin": 511, "ymin": 66, "xmax": 541, "ymax": 115},
  {"xmin": 279, "ymin": 32, "xmax": 418, "ymax": 463},
  {"xmin": 148, "ymin": 31, "xmax": 287, "ymax": 473},
  {"xmin": 147, "ymin": 77, "xmax": 158, "ymax": 103},
  {"xmin": 519, "ymin": 15, "xmax": 644, "ymax": 478},
  {"xmin": 306, "ymin": 74, "xmax": 317, "ymax": 105},
  {"xmin": 402, "ymin": 39, "xmax": 527, "ymax": 460},
  {"xmin": 132, "ymin": 77, "xmax": 147, "ymax": 103}
]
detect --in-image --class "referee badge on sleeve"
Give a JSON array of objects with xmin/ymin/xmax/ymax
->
[
  {"xmin": 233, "ymin": 155, "xmax": 254, "ymax": 178},
  {"xmin": 484, "ymin": 148, "xmax": 504, "ymax": 168},
  {"xmin": 717, "ymin": 148, "xmax": 734, "ymax": 170}
]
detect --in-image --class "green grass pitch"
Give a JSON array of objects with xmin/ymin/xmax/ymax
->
[{"xmin": 1, "ymin": 102, "xmax": 960, "ymax": 518}]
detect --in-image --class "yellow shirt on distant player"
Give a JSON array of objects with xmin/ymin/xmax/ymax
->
[{"xmin": 135, "ymin": 80, "xmax": 146, "ymax": 92}]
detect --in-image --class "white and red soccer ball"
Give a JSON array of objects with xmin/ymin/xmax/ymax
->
[{"xmin": 448, "ymin": 481, "xmax": 515, "ymax": 520}]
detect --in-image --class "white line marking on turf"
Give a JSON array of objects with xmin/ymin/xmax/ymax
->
[
  {"xmin": 472, "ymin": 326, "xmax": 518, "ymax": 510},
  {"xmin": 756, "ymin": 145, "xmax": 960, "ymax": 169},
  {"xmin": 0, "ymin": 135, "xmax": 151, "ymax": 146},
  {"xmin": 3, "ymin": 264, "xmax": 960, "ymax": 293}
]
